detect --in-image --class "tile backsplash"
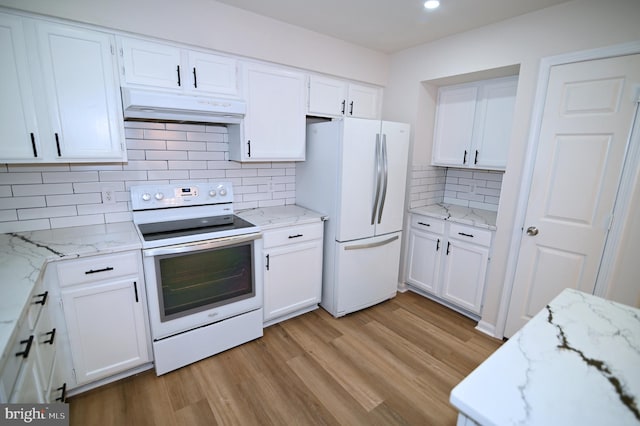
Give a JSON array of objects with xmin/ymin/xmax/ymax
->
[
  {"xmin": 408, "ymin": 165, "xmax": 503, "ymax": 211},
  {"xmin": 0, "ymin": 121, "xmax": 295, "ymax": 233}
]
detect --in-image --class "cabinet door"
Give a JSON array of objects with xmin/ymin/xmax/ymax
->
[
  {"xmin": 0, "ymin": 14, "xmax": 41, "ymax": 162},
  {"xmin": 61, "ymin": 279, "xmax": 150, "ymax": 385},
  {"xmin": 119, "ymin": 37, "xmax": 182, "ymax": 90},
  {"xmin": 472, "ymin": 77, "xmax": 517, "ymax": 170},
  {"xmin": 237, "ymin": 63, "xmax": 306, "ymax": 161},
  {"xmin": 9, "ymin": 354, "xmax": 44, "ymax": 403},
  {"xmin": 187, "ymin": 51, "xmax": 238, "ymax": 96},
  {"xmin": 440, "ymin": 239, "xmax": 488, "ymax": 314},
  {"xmin": 406, "ymin": 229, "xmax": 442, "ymax": 294},
  {"xmin": 308, "ymin": 75, "xmax": 347, "ymax": 117},
  {"xmin": 36, "ymin": 22, "xmax": 125, "ymax": 161},
  {"xmin": 264, "ymin": 240, "xmax": 322, "ymax": 322},
  {"xmin": 432, "ymin": 85, "xmax": 478, "ymax": 167},
  {"xmin": 347, "ymin": 83, "xmax": 381, "ymax": 119}
]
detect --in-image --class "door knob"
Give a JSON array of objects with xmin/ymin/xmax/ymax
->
[{"xmin": 526, "ymin": 226, "xmax": 539, "ymax": 236}]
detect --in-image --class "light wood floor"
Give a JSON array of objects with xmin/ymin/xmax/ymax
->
[{"xmin": 69, "ymin": 291, "xmax": 502, "ymax": 425}]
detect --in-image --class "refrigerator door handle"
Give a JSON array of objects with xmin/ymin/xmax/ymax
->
[
  {"xmin": 377, "ymin": 134, "xmax": 389, "ymax": 224},
  {"xmin": 371, "ymin": 133, "xmax": 382, "ymax": 225},
  {"xmin": 344, "ymin": 235, "xmax": 399, "ymax": 251}
]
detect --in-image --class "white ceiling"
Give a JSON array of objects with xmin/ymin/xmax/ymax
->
[{"xmin": 215, "ymin": 0, "xmax": 572, "ymax": 53}]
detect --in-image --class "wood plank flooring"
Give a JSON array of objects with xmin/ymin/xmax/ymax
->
[{"xmin": 68, "ymin": 291, "xmax": 502, "ymax": 425}]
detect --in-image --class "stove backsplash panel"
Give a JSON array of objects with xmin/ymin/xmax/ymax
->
[{"xmin": 0, "ymin": 121, "xmax": 295, "ymax": 233}]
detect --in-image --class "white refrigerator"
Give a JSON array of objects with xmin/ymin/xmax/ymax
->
[{"xmin": 297, "ymin": 117, "xmax": 410, "ymax": 317}]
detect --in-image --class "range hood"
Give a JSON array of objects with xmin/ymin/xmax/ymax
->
[{"xmin": 121, "ymin": 88, "xmax": 245, "ymax": 124}]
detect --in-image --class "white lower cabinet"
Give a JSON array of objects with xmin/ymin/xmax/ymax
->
[
  {"xmin": 405, "ymin": 214, "xmax": 492, "ymax": 315},
  {"xmin": 262, "ymin": 222, "xmax": 323, "ymax": 325},
  {"xmin": 56, "ymin": 250, "xmax": 151, "ymax": 387}
]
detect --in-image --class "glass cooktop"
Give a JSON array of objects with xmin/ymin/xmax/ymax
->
[{"xmin": 138, "ymin": 214, "xmax": 257, "ymax": 242}]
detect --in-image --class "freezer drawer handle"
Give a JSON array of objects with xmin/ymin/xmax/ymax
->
[{"xmin": 344, "ymin": 235, "xmax": 398, "ymax": 251}]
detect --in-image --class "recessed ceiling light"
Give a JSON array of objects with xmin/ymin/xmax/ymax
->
[{"xmin": 424, "ymin": 0, "xmax": 440, "ymax": 10}]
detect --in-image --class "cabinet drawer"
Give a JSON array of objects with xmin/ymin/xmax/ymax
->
[
  {"xmin": 410, "ymin": 215, "xmax": 445, "ymax": 234},
  {"xmin": 263, "ymin": 222, "xmax": 323, "ymax": 249},
  {"xmin": 0, "ymin": 322, "xmax": 30, "ymax": 401},
  {"xmin": 57, "ymin": 251, "xmax": 139, "ymax": 287},
  {"xmin": 449, "ymin": 223, "xmax": 492, "ymax": 247}
]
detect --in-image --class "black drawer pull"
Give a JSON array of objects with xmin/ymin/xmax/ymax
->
[
  {"xmin": 176, "ymin": 65, "xmax": 181, "ymax": 86},
  {"xmin": 436, "ymin": 238, "xmax": 440, "ymax": 251},
  {"xmin": 35, "ymin": 291, "xmax": 48, "ymax": 306},
  {"xmin": 341, "ymin": 100, "xmax": 346, "ymax": 114},
  {"xmin": 55, "ymin": 133, "xmax": 61, "ymax": 156},
  {"xmin": 265, "ymin": 254, "xmax": 270, "ymax": 271},
  {"xmin": 417, "ymin": 222, "xmax": 431, "ymax": 227},
  {"xmin": 16, "ymin": 335, "xmax": 34, "ymax": 358},
  {"xmin": 30, "ymin": 133, "xmax": 38, "ymax": 157},
  {"xmin": 85, "ymin": 266, "xmax": 114, "ymax": 275},
  {"xmin": 55, "ymin": 383, "xmax": 67, "ymax": 402},
  {"xmin": 446, "ymin": 241, "xmax": 451, "ymax": 255},
  {"xmin": 44, "ymin": 328, "xmax": 56, "ymax": 345},
  {"xmin": 288, "ymin": 234, "xmax": 303, "ymax": 239},
  {"xmin": 133, "ymin": 281, "xmax": 139, "ymax": 303},
  {"xmin": 458, "ymin": 232, "xmax": 474, "ymax": 238}
]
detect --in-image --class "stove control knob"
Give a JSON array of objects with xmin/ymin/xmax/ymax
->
[
  {"xmin": 218, "ymin": 186, "xmax": 227, "ymax": 196},
  {"xmin": 142, "ymin": 193, "xmax": 151, "ymax": 201},
  {"xmin": 154, "ymin": 192, "xmax": 164, "ymax": 201},
  {"xmin": 209, "ymin": 190, "xmax": 217, "ymax": 197}
]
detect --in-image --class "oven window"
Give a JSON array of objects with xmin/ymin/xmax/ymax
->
[{"xmin": 156, "ymin": 241, "xmax": 254, "ymax": 321}]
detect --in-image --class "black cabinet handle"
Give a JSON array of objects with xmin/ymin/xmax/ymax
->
[
  {"xmin": 30, "ymin": 133, "xmax": 38, "ymax": 157},
  {"xmin": 474, "ymin": 150, "xmax": 479, "ymax": 165},
  {"xmin": 458, "ymin": 232, "xmax": 474, "ymax": 238},
  {"xmin": 193, "ymin": 67, "xmax": 197, "ymax": 88},
  {"xmin": 265, "ymin": 254, "xmax": 270, "ymax": 271},
  {"xmin": 133, "ymin": 281, "xmax": 139, "ymax": 303},
  {"xmin": 85, "ymin": 266, "xmax": 114, "ymax": 275},
  {"xmin": 288, "ymin": 234, "xmax": 303, "ymax": 239},
  {"xmin": 247, "ymin": 140, "xmax": 251, "ymax": 157},
  {"xmin": 417, "ymin": 221, "xmax": 431, "ymax": 227},
  {"xmin": 44, "ymin": 328, "xmax": 56, "ymax": 345},
  {"xmin": 341, "ymin": 100, "xmax": 346, "ymax": 114},
  {"xmin": 436, "ymin": 238, "xmax": 440, "ymax": 251},
  {"xmin": 176, "ymin": 65, "xmax": 181, "ymax": 86},
  {"xmin": 446, "ymin": 241, "xmax": 451, "ymax": 255},
  {"xmin": 55, "ymin": 133, "xmax": 61, "ymax": 156},
  {"xmin": 463, "ymin": 150, "xmax": 467, "ymax": 164},
  {"xmin": 35, "ymin": 291, "xmax": 48, "ymax": 306},
  {"xmin": 16, "ymin": 335, "xmax": 34, "ymax": 358},
  {"xmin": 349, "ymin": 101, "xmax": 354, "ymax": 115},
  {"xmin": 55, "ymin": 383, "xmax": 67, "ymax": 402}
]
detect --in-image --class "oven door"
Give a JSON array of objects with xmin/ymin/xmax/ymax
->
[{"xmin": 142, "ymin": 233, "xmax": 263, "ymax": 340}]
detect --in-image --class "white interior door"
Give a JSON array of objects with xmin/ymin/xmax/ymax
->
[{"xmin": 505, "ymin": 54, "xmax": 640, "ymax": 336}]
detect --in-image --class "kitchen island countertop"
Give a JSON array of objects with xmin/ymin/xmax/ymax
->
[
  {"xmin": 410, "ymin": 203, "xmax": 497, "ymax": 230},
  {"xmin": 450, "ymin": 288, "xmax": 640, "ymax": 425}
]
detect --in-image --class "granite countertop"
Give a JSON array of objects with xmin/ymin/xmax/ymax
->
[
  {"xmin": 450, "ymin": 288, "xmax": 640, "ymax": 425},
  {"xmin": 237, "ymin": 205, "xmax": 326, "ymax": 230},
  {"xmin": 410, "ymin": 203, "xmax": 497, "ymax": 230},
  {"xmin": 0, "ymin": 222, "xmax": 141, "ymax": 367}
]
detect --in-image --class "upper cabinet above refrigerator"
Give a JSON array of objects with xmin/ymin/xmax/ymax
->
[
  {"xmin": 431, "ymin": 75, "xmax": 518, "ymax": 171},
  {"xmin": 307, "ymin": 75, "xmax": 382, "ymax": 120}
]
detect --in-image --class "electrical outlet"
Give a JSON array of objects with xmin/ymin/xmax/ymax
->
[{"xmin": 101, "ymin": 189, "xmax": 115, "ymax": 204}]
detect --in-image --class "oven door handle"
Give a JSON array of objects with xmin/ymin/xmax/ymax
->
[{"xmin": 143, "ymin": 232, "xmax": 262, "ymax": 257}]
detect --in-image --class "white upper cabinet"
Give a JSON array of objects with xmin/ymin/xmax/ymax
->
[
  {"xmin": 0, "ymin": 14, "xmax": 126, "ymax": 163},
  {"xmin": 432, "ymin": 76, "xmax": 517, "ymax": 171},
  {"xmin": 118, "ymin": 36, "xmax": 239, "ymax": 97},
  {"xmin": 308, "ymin": 75, "xmax": 381, "ymax": 119},
  {"xmin": 230, "ymin": 62, "xmax": 306, "ymax": 162}
]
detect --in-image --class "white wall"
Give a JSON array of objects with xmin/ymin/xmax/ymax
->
[
  {"xmin": 384, "ymin": 0, "xmax": 640, "ymax": 333},
  {"xmin": 0, "ymin": 0, "xmax": 389, "ymax": 85}
]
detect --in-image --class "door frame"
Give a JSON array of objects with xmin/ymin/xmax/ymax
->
[{"xmin": 495, "ymin": 40, "xmax": 640, "ymax": 338}]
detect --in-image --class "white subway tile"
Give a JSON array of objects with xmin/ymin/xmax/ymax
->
[
  {"xmin": 145, "ymin": 151, "xmax": 188, "ymax": 161},
  {"xmin": 258, "ymin": 168, "xmax": 286, "ymax": 177},
  {"xmin": 0, "ymin": 173, "xmax": 42, "ymax": 185},
  {"xmin": 126, "ymin": 139, "xmax": 167, "ymax": 150},
  {"xmin": 105, "ymin": 211, "xmax": 133, "ymax": 223},
  {"xmin": 168, "ymin": 160, "xmax": 207, "ymax": 170},
  {"xmin": 1, "ymin": 196, "xmax": 46, "ymax": 209},
  {"xmin": 226, "ymin": 169, "xmax": 258, "ymax": 178},
  {"xmin": 99, "ymin": 170, "xmax": 148, "ymax": 182},
  {"xmin": 125, "ymin": 121, "xmax": 165, "ymax": 129},
  {"xmin": 8, "ymin": 164, "xmax": 69, "ymax": 173},
  {"xmin": 206, "ymin": 125, "xmax": 228, "ymax": 134},
  {"xmin": 12, "ymin": 183, "xmax": 73, "ymax": 196},
  {"xmin": 189, "ymin": 169, "xmax": 226, "ymax": 179},
  {"xmin": 188, "ymin": 151, "xmax": 225, "ymax": 161},
  {"xmin": 124, "ymin": 128, "xmax": 144, "ymax": 138},
  {"xmin": 147, "ymin": 170, "xmax": 189, "ymax": 180},
  {"xmin": 46, "ymin": 193, "xmax": 101, "ymax": 206},
  {"xmin": 43, "ymin": 171, "xmax": 99, "ymax": 183},
  {"xmin": 443, "ymin": 197, "xmax": 469, "ymax": 207},
  {"xmin": 74, "ymin": 181, "xmax": 125, "ymax": 193},
  {"xmin": 70, "ymin": 164, "xmax": 123, "ymax": 172},
  {"xmin": 126, "ymin": 150, "xmax": 146, "ymax": 160},
  {"xmin": 0, "ymin": 219, "xmax": 50, "ymax": 233},
  {"xmin": 476, "ymin": 187, "xmax": 501, "ymax": 197},
  {"xmin": 0, "ymin": 210, "xmax": 18, "ymax": 221},
  {"xmin": 258, "ymin": 199, "xmax": 286, "ymax": 208},
  {"xmin": 124, "ymin": 160, "xmax": 168, "ymax": 170},
  {"xmin": 447, "ymin": 169, "xmax": 474, "ymax": 179},
  {"xmin": 0, "ymin": 186, "xmax": 11, "ymax": 197},
  {"xmin": 50, "ymin": 214, "xmax": 105, "ymax": 228},
  {"xmin": 166, "ymin": 141, "xmax": 207, "ymax": 151},
  {"xmin": 144, "ymin": 129, "xmax": 187, "ymax": 140},
  {"xmin": 77, "ymin": 202, "xmax": 129, "ymax": 215},
  {"xmin": 18, "ymin": 205, "xmax": 77, "ymax": 220},
  {"xmin": 206, "ymin": 142, "xmax": 228, "ymax": 151},
  {"xmin": 166, "ymin": 123, "xmax": 207, "ymax": 132}
]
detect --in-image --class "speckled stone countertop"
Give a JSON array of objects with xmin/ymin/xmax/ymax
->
[
  {"xmin": 450, "ymin": 288, "xmax": 640, "ymax": 425},
  {"xmin": 410, "ymin": 203, "xmax": 497, "ymax": 230},
  {"xmin": 237, "ymin": 205, "xmax": 326, "ymax": 230},
  {"xmin": 0, "ymin": 222, "xmax": 141, "ymax": 370}
]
